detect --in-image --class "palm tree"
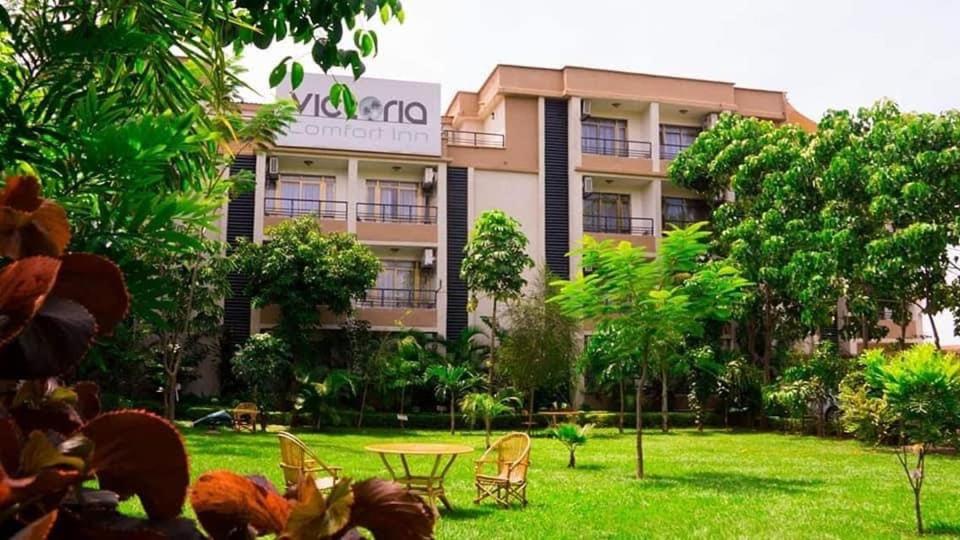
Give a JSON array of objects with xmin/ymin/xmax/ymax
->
[
  {"xmin": 425, "ymin": 364, "xmax": 477, "ymax": 434},
  {"xmin": 551, "ymin": 423, "xmax": 593, "ymax": 468},
  {"xmin": 441, "ymin": 326, "xmax": 490, "ymax": 373},
  {"xmin": 460, "ymin": 391, "xmax": 519, "ymax": 447}
]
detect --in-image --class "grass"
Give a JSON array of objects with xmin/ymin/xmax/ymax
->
[{"xmin": 168, "ymin": 426, "xmax": 960, "ymax": 539}]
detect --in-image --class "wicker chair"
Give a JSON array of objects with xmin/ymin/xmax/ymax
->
[
  {"xmin": 474, "ymin": 432, "xmax": 530, "ymax": 507},
  {"xmin": 231, "ymin": 402, "xmax": 259, "ymax": 433},
  {"xmin": 277, "ymin": 431, "xmax": 342, "ymax": 492}
]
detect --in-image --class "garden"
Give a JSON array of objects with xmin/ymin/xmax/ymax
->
[{"xmin": 2, "ymin": 1, "xmax": 960, "ymax": 539}]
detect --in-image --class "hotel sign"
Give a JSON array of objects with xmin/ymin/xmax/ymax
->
[{"xmin": 276, "ymin": 74, "xmax": 441, "ymax": 156}]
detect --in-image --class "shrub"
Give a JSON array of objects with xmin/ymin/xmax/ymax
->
[
  {"xmin": 838, "ymin": 367, "xmax": 896, "ymax": 444},
  {"xmin": 231, "ymin": 333, "xmax": 292, "ymax": 429},
  {"xmin": 551, "ymin": 423, "xmax": 593, "ymax": 468}
]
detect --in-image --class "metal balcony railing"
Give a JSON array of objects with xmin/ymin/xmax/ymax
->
[
  {"xmin": 584, "ymin": 215, "xmax": 655, "ymax": 236},
  {"xmin": 442, "ymin": 130, "xmax": 505, "ymax": 148},
  {"xmin": 264, "ymin": 198, "xmax": 348, "ymax": 220},
  {"xmin": 357, "ymin": 288, "xmax": 438, "ymax": 309},
  {"xmin": 660, "ymin": 142, "xmax": 693, "ymax": 159},
  {"xmin": 581, "ymin": 137, "xmax": 652, "ymax": 159},
  {"xmin": 356, "ymin": 202, "xmax": 438, "ymax": 224}
]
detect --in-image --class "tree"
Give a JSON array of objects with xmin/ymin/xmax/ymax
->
[
  {"xmin": 580, "ymin": 324, "xmax": 643, "ymax": 434},
  {"xmin": 294, "ymin": 368, "xmax": 357, "ymax": 428},
  {"xmin": 379, "ymin": 334, "xmax": 425, "ymax": 429},
  {"xmin": 766, "ymin": 342, "xmax": 850, "ymax": 436},
  {"xmin": 440, "ymin": 326, "xmax": 490, "ymax": 374},
  {"xmin": 552, "ymin": 225, "xmax": 749, "ymax": 478},
  {"xmin": 342, "ymin": 318, "xmax": 392, "ymax": 428},
  {"xmin": 862, "ymin": 345, "xmax": 960, "ymax": 535},
  {"xmin": 231, "ymin": 333, "xmax": 293, "ymax": 431},
  {"xmin": 551, "ymin": 423, "xmax": 593, "ymax": 468},
  {"xmin": 499, "ymin": 266, "xmax": 579, "ymax": 430},
  {"xmin": 461, "ymin": 210, "xmax": 534, "ymax": 388},
  {"xmin": 460, "ymin": 391, "xmax": 520, "ymax": 448},
  {"xmin": 236, "ymin": 217, "xmax": 380, "ymax": 363},
  {"xmin": 425, "ymin": 364, "xmax": 477, "ymax": 434}
]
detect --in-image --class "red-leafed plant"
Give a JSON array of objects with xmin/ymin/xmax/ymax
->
[{"xmin": 0, "ymin": 176, "xmax": 436, "ymax": 539}]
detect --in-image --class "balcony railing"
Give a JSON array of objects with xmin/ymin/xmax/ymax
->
[
  {"xmin": 443, "ymin": 130, "xmax": 505, "ymax": 148},
  {"xmin": 582, "ymin": 137, "xmax": 652, "ymax": 159},
  {"xmin": 584, "ymin": 215, "xmax": 655, "ymax": 236},
  {"xmin": 265, "ymin": 198, "xmax": 348, "ymax": 220},
  {"xmin": 660, "ymin": 142, "xmax": 693, "ymax": 159},
  {"xmin": 356, "ymin": 203, "xmax": 438, "ymax": 224},
  {"xmin": 357, "ymin": 288, "xmax": 438, "ymax": 309}
]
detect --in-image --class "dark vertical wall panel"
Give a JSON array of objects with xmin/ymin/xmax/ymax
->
[
  {"xmin": 224, "ymin": 155, "xmax": 256, "ymax": 347},
  {"xmin": 544, "ymin": 99, "xmax": 570, "ymax": 278},
  {"xmin": 446, "ymin": 167, "xmax": 469, "ymax": 339}
]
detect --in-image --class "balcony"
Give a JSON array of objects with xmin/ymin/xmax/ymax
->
[
  {"xmin": 355, "ymin": 202, "xmax": 438, "ymax": 244},
  {"xmin": 259, "ymin": 288, "xmax": 439, "ymax": 330},
  {"xmin": 442, "ymin": 130, "xmax": 505, "ymax": 149},
  {"xmin": 660, "ymin": 142, "xmax": 693, "ymax": 160},
  {"xmin": 264, "ymin": 198, "xmax": 348, "ymax": 231},
  {"xmin": 580, "ymin": 136, "xmax": 655, "ymax": 175},
  {"xmin": 583, "ymin": 214, "xmax": 656, "ymax": 251}
]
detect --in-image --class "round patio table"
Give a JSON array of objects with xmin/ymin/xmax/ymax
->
[
  {"xmin": 539, "ymin": 410, "xmax": 583, "ymax": 427},
  {"xmin": 364, "ymin": 442, "xmax": 473, "ymax": 512}
]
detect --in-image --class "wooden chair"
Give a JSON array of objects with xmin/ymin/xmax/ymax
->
[
  {"xmin": 277, "ymin": 431, "xmax": 342, "ymax": 492},
  {"xmin": 231, "ymin": 402, "xmax": 259, "ymax": 433},
  {"xmin": 474, "ymin": 432, "xmax": 530, "ymax": 507}
]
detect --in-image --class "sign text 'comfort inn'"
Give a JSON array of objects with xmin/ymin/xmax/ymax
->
[{"xmin": 275, "ymin": 73, "xmax": 441, "ymax": 156}]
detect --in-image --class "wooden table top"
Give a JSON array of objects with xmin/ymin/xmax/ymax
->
[{"xmin": 364, "ymin": 442, "xmax": 474, "ymax": 456}]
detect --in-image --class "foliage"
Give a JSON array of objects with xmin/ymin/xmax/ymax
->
[
  {"xmin": 440, "ymin": 325, "xmax": 490, "ymax": 374},
  {"xmin": 680, "ymin": 345, "xmax": 723, "ymax": 432},
  {"xmin": 765, "ymin": 342, "xmax": 850, "ymax": 436},
  {"xmin": 231, "ymin": 333, "xmax": 293, "ymax": 426},
  {"xmin": 579, "ymin": 323, "xmax": 644, "ymax": 434},
  {"xmin": 236, "ymin": 217, "xmax": 380, "ymax": 362},
  {"xmin": 461, "ymin": 209, "xmax": 534, "ymax": 386},
  {"xmin": 838, "ymin": 365, "xmax": 897, "ymax": 444},
  {"xmin": 460, "ymin": 391, "xmax": 520, "ymax": 448},
  {"xmin": 425, "ymin": 363, "xmax": 478, "ymax": 434},
  {"xmin": 295, "ymin": 368, "xmax": 357, "ymax": 428},
  {"xmin": 551, "ymin": 423, "xmax": 593, "ymax": 468},
  {"xmin": 552, "ymin": 224, "xmax": 749, "ymax": 477},
  {"xmin": 377, "ymin": 333, "xmax": 428, "ymax": 428},
  {"xmin": 499, "ymin": 266, "xmax": 579, "ymax": 425},
  {"xmin": 715, "ymin": 354, "xmax": 764, "ymax": 427}
]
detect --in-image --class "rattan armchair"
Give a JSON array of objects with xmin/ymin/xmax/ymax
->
[
  {"xmin": 474, "ymin": 432, "xmax": 530, "ymax": 507},
  {"xmin": 231, "ymin": 402, "xmax": 259, "ymax": 433},
  {"xmin": 277, "ymin": 431, "xmax": 342, "ymax": 492}
]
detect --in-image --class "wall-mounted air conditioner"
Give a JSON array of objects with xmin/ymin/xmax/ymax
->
[
  {"xmin": 583, "ymin": 176, "xmax": 594, "ymax": 194},
  {"xmin": 267, "ymin": 156, "xmax": 279, "ymax": 175},
  {"xmin": 422, "ymin": 168, "xmax": 437, "ymax": 191},
  {"xmin": 421, "ymin": 247, "xmax": 436, "ymax": 270},
  {"xmin": 580, "ymin": 100, "xmax": 592, "ymax": 120}
]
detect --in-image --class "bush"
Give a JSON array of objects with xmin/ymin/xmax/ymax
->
[
  {"xmin": 232, "ymin": 333, "xmax": 292, "ymax": 429},
  {"xmin": 838, "ymin": 367, "xmax": 896, "ymax": 444}
]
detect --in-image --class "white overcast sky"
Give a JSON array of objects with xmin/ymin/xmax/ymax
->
[{"xmin": 240, "ymin": 0, "xmax": 960, "ymax": 120}]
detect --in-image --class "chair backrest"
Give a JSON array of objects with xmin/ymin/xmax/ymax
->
[
  {"xmin": 277, "ymin": 431, "xmax": 328, "ymax": 486},
  {"xmin": 489, "ymin": 432, "xmax": 530, "ymax": 481},
  {"xmin": 233, "ymin": 402, "xmax": 258, "ymax": 415}
]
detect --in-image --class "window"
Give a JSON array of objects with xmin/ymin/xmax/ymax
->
[
  {"xmin": 267, "ymin": 175, "xmax": 337, "ymax": 217},
  {"xmin": 365, "ymin": 179, "xmax": 420, "ymax": 222},
  {"xmin": 584, "ymin": 193, "xmax": 631, "ymax": 233},
  {"xmin": 369, "ymin": 261, "xmax": 430, "ymax": 308},
  {"xmin": 662, "ymin": 197, "xmax": 709, "ymax": 231},
  {"xmin": 582, "ymin": 117, "xmax": 628, "ymax": 157},
  {"xmin": 659, "ymin": 125, "xmax": 701, "ymax": 159}
]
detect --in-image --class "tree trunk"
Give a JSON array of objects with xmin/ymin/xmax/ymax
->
[
  {"xmin": 449, "ymin": 394, "xmax": 456, "ymax": 435},
  {"xmin": 357, "ymin": 381, "xmax": 369, "ymax": 428},
  {"xmin": 488, "ymin": 297, "xmax": 498, "ymax": 392},
  {"xmin": 914, "ymin": 486, "xmax": 924, "ymax": 535},
  {"xmin": 163, "ymin": 371, "xmax": 177, "ymax": 421},
  {"xmin": 660, "ymin": 366, "xmax": 669, "ymax": 433},
  {"xmin": 635, "ymin": 365, "xmax": 647, "ymax": 480},
  {"xmin": 618, "ymin": 378, "xmax": 625, "ymax": 435},
  {"xmin": 399, "ymin": 386, "xmax": 406, "ymax": 429},
  {"xmin": 928, "ymin": 311, "xmax": 941, "ymax": 350},
  {"xmin": 484, "ymin": 417, "xmax": 491, "ymax": 448},
  {"xmin": 527, "ymin": 388, "xmax": 535, "ymax": 433},
  {"xmin": 568, "ymin": 449, "xmax": 576, "ymax": 468}
]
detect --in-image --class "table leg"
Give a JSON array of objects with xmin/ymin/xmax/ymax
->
[{"xmin": 378, "ymin": 453, "xmax": 398, "ymax": 482}]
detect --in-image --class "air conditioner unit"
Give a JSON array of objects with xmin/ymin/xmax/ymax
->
[
  {"xmin": 580, "ymin": 99, "xmax": 592, "ymax": 120},
  {"xmin": 421, "ymin": 247, "xmax": 436, "ymax": 270},
  {"xmin": 703, "ymin": 113, "xmax": 719, "ymax": 130},
  {"xmin": 582, "ymin": 176, "xmax": 594, "ymax": 194},
  {"xmin": 422, "ymin": 167, "xmax": 437, "ymax": 191},
  {"xmin": 267, "ymin": 156, "xmax": 279, "ymax": 175}
]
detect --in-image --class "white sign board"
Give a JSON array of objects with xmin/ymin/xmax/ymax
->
[{"xmin": 275, "ymin": 74, "xmax": 441, "ymax": 156}]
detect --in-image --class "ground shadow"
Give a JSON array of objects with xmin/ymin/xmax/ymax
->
[
  {"xmin": 441, "ymin": 505, "xmax": 497, "ymax": 521},
  {"xmin": 928, "ymin": 522, "xmax": 960, "ymax": 536},
  {"xmin": 573, "ymin": 463, "xmax": 605, "ymax": 471},
  {"xmin": 646, "ymin": 471, "xmax": 823, "ymax": 494}
]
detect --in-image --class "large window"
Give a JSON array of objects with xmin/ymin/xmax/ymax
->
[
  {"xmin": 582, "ymin": 117, "xmax": 628, "ymax": 156},
  {"xmin": 267, "ymin": 175, "xmax": 337, "ymax": 217},
  {"xmin": 662, "ymin": 197, "xmax": 709, "ymax": 231},
  {"xmin": 365, "ymin": 179, "xmax": 420, "ymax": 222},
  {"xmin": 659, "ymin": 125, "xmax": 701, "ymax": 159},
  {"xmin": 366, "ymin": 261, "xmax": 435, "ymax": 308},
  {"xmin": 584, "ymin": 193, "xmax": 631, "ymax": 233}
]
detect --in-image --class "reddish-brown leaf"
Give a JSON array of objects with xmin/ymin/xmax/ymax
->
[
  {"xmin": 0, "ymin": 177, "xmax": 43, "ymax": 212},
  {"xmin": 0, "ymin": 256, "xmax": 61, "ymax": 349},
  {"xmin": 0, "ymin": 416, "xmax": 23, "ymax": 473},
  {"xmin": 0, "ymin": 463, "xmax": 81, "ymax": 509},
  {"xmin": 10, "ymin": 400, "xmax": 84, "ymax": 438},
  {"xmin": 19, "ymin": 431, "xmax": 85, "ymax": 475},
  {"xmin": 52, "ymin": 254, "xmax": 128, "ymax": 337},
  {"xmin": 0, "ymin": 297, "xmax": 98, "ymax": 379},
  {"xmin": 0, "ymin": 177, "xmax": 70, "ymax": 259},
  {"xmin": 336, "ymin": 479, "xmax": 435, "ymax": 540},
  {"xmin": 79, "ymin": 410, "xmax": 189, "ymax": 520},
  {"xmin": 191, "ymin": 470, "xmax": 292, "ymax": 539},
  {"xmin": 11, "ymin": 510, "xmax": 58, "ymax": 540},
  {"xmin": 50, "ymin": 506, "xmax": 205, "ymax": 540},
  {"xmin": 72, "ymin": 382, "xmax": 101, "ymax": 421}
]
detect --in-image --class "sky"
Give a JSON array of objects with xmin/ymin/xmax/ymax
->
[{"xmin": 240, "ymin": 0, "xmax": 960, "ymax": 120}]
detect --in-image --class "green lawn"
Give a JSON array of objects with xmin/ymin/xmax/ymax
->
[{"xmin": 173, "ymin": 426, "xmax": 960, "ymax": 539}]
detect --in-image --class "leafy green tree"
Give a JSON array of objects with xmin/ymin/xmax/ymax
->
[
  {"xmin": 766, "ymin": 343, "xmax": 850, "ymax": 436},
  {"xmin": 551, "ymin": 423, "xmax": 593, "ymax": 468},
  {"xmin": 552, "ymin": 225, "xmax": 749, "ymax": 478},
  {"xmin": 294, "ymin": 368, "xmax": 357, "ymax": 428},
  {"xmin": 440, "ymin": 326, "xmax": 490, "ymax": 374},
  {"xmin": 862, "ymin": 345, "xmax": 960, "ymax": 535},
  {"xmin": 461, "ymin": 210, "xmax": 534, "ymax": 387},
  {"xmin": 231, "ymin": 333, "xmax": 293, "ymax": 431},
  {"xmin": 460, "ymin": 391, "xmax": 520, "ymax": 448},
  {"xmin": 499, "ymin": 266, "xmax": 579, "ymax": 429},
  {"xmin": 378, "ymin": 334, "xmax": 427, "ymax": 429},
  {"xmin": 716, "ymin": 356, "xmax": 763, "ymax": 428},
  {"xmin": 680, "ymin": 346, "xmax": 724, "ymax": 433},
  {"xmin": 236, "ymin": 217, "xmax": 380, "ymax": 363},
  {"xmin": 425, "ymin": 364, "xmax": 477, "ymax": 434},
  {"xmin": 342, "ymin": 318, "xmax": 393, "ymax": 428},
  {"xmin": 580, "ymin": 324, "xmax": 644, "ymax": 434}
]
